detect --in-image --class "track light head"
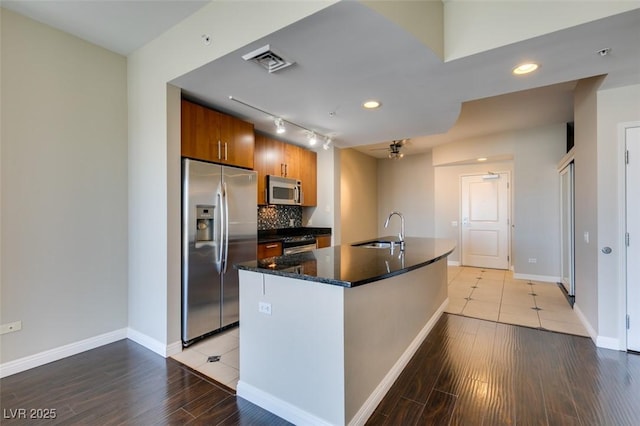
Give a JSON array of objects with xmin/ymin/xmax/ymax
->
[{"xmin": 274, "ymin": 117, "xmax": 285, "ymax": 134}]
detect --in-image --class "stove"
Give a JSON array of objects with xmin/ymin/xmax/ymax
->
[{"xmin": 282, "ymin": 235, "xmax": 316, "ymax": 254}]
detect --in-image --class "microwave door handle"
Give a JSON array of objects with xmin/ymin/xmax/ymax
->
[
  {"xmin": 222, "ymin": 182, "xmax": 229, "ymax": 273},
  {"xmin": 294, "ymin": 186, "xmax": 300, "ymax": 204}
]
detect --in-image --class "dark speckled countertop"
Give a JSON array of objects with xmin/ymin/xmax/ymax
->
[{"xmin": 236, "ymin": 237, "xmax": 456, "ymax": 288}]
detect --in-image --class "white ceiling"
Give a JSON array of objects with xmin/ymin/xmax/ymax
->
[{"xmin": 4, "ymin": 1, "xmax": 639, "ymax": 159}]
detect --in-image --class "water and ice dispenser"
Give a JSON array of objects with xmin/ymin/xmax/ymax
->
[{"xmin": 196, "ymin": 205, "xmax": 214, "ymax": 243}]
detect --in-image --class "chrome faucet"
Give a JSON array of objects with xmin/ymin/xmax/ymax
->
[{"xmin": 384, "ymin": 211, "xmax": 405, "ymax": 250}]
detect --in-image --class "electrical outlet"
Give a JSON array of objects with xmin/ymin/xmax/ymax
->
[
  {"xmin": 528, "ymin": 258, "xmax": 537, "ymax": 263},
  {"xmin": 0, "ymin": 321, "xmax": 22, "ymax": 335},
  {"xmin": 259, "ymin": 302, "xmax": 272, "ymax": 315}
]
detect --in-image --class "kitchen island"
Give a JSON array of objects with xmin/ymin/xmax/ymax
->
[{"xmin": 235, "ymin": 237, "xmax": 455, "ymax": 426}]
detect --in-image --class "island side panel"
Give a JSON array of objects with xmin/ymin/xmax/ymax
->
[
  {"xmin": 343, "ymin": 258, "xmax": 448, "ymax": 423},
  {"xmin": 237, "ymin": 270, "xmax": 346, "ymax": 425}
]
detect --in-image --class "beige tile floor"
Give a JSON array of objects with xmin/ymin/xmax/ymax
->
[
  {"xmin": 446, "ymin": 265, "xmax": 589, "ymax": 337},
  {"xmin": 174, "ymin": 266, "xmax": 589, "ymax": 389},
  {"xmin": 171, "ymin": 326, "xmax": 240, "ymax": 390}
]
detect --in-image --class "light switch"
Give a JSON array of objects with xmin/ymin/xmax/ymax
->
[
  {"xmin": 583, "ymin": 231, "xmax": 589, "ymax": 244},
  {"xmin": 451, "ymin": 221, "xmax": 458, "ymax": 227}
]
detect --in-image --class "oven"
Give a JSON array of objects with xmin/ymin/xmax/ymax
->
[{"xmin": 282, "ymin": 235, "xmax": 316, "ymax": 255}]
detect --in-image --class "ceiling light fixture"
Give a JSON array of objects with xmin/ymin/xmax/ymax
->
[
  {"xmin": 512, "ymin": 63, "xmax": 539, "ymax": 75},
  {"xmin": 274, "ymin": 117, "xmax": 286, "ymax": 134},
  {"xmin": 229, "ymin": 96, "xmax": 333, "ymax": 148},
  {"xmin": 308, "ymin": 132, "xmax": 318, "ymax": 146},
  {"xmin": 477, "ymin": 157, "xmax": 487, "ymax": 162},
  {"xmin": 362, "ymin": 100, "xmax": 381, "ymax": 109}
]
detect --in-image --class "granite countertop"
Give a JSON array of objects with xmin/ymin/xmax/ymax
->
[
  {"xmin": 236, "ymin": 237, "xmax": 456, "ymax": 288},
  {"xmin": 258, "ymin": 227, "xmax": 332, "ymax": 244}
]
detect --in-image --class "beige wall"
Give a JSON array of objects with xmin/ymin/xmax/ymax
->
[
  {"xmin": 0, "ymin": 9, "xmax": 128, "ymax": 363},
  {"xmin": 340, "ymin": 149, "xmax": 378, "ymax": 244},
  {"xmin": 432, "ymin": 124, "xmax": 565, "ymax": 274},
  {"xmin": 377, "ymin": 152, "xmax": 435, "ymax": 238},
  {"xmin": 573, "ymin": 76, "xmax": 604, "ymax": 335}
]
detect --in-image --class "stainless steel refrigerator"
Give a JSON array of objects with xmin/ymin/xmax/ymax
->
[{"xmin": 182, "ymin": 158, "xmax": 257, "ymax": 346}]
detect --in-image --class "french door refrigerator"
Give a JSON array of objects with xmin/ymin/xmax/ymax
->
[{"xmin": 182, "ymin": 158, "xmax": 257, "ymax": 346}]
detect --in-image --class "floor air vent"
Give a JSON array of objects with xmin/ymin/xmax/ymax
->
[{"xmin": 242, "ymin": 45, "xmax": 295, "ymax": 73}]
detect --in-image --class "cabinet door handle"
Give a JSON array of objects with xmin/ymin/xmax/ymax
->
[
  {"xmin": 284, "ymin": 164, "xmax": 288, "ymax": 177},
  {"xmin": 265, "ymin": 244, "xmax": 279, "ymax": 249},
  {"xmin": 281, "ymin": 163, "xmax": 285, "ymax": 176},
  {"xmin": 224, "ymin": 142, "xmax": 228, "ymax": 160},
  {"xmin": 218, "ymin": 140, "xmax": 221, "ymax": 160}
]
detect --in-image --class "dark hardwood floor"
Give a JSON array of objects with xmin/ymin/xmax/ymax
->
[
  {"xmin": 2, "ymin": 314, "xmax": 639, "ymax": 425},
  {"xmin": 0, "ymin": 340, "xmax": 290, "ymax": 425},
  {"xmin": 369, "ymin": 314, "xmax": 640, "ymax": 426}
]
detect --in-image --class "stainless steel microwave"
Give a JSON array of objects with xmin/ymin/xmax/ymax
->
[{"xmin": 267, "ymin": 175, "xmax": 301, "ymax": 205}]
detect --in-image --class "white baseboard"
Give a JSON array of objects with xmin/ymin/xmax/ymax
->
[
  {"xmin": 126, "ymin": 328, "xmax": 182, "ymax": 357},
  {"xmin": 348, "ymin": 298, "xmax": 448, "ymax": 426},
  {"xmin": 573, "ymin": 303, "xmax": 597, "ymax": 343},
  {"xmin": 512, "ymin": 273, "xmax": 560, "ymax": 283},
  {"xmin": 596, "ymin": 336, "xmax": 621, "ymax": 350},
  {"xmin": 238, "ymin": 299, "xmax": 448, "ymax": 426},
  {"xmin": 237, "ymin": 381, "xmax": 335, "ymax": 426},
  {"xmin": 0, "ymin": 328, "xmax": 127, "ymax": 378},
  {"xmin": 447, "ymin": 260, "xmax": 460, "ymax": 266}
]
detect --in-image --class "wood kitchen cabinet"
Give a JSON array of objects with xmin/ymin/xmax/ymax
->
[
  {"xmin": 254, "ymin": 133, "xmax": 317, "ymax": 206},
  {"xmin": 315, "ymin": 235, "xmax": 331, "ymax": 249},
  {"xmin": 181, "ymin": 99, "xmax": 254, "ymax": 169},
  {"xmin": 257, "ymin": 241, "xmax": 283, "ymax": 260}
]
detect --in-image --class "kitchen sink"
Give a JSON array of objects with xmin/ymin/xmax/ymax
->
[{"xmin": 351, "ymin": 240, "xmax": 395, "ymax": 249}]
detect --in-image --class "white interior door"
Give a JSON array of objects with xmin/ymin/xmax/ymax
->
[
  {"xmin": 626, "ymin": 126, "xmax": 640, "ymax": 351},
  {"xmin": 461, "ymin": 173, "xmax": 510, "ymax": 269}
]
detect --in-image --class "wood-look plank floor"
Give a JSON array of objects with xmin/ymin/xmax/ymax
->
[
  {"xmin": 2, "ymin": 314, "xmax": 639, "ymax": 425},
  {"xmin": 0, "ymin": 340, "xmax": 291, "ymax": 425},
  {"xmin": 369, "ymin": 313, "xmax": 640, "ymax": 426}
]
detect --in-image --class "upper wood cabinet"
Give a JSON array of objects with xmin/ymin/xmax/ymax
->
[
  {"xmin": 254, "ymin": 134, "xmax": 317, "ymax": 206},
  {"xmin": 181, "ymin": 99, "xmax": 254, "ymax": 169}
]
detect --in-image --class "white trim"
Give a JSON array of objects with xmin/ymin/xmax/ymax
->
[
  {"xmin": 512, "ymin": 273, "xmax": 560, "ymax": 283},
  {"xmin": 574, "ymin": 303, "xmax": 597, "ymax": 343},
  {"xmin": 237, "ymin": 381, "xmax": 335, "ymax": 426},
  {"xmin": 618, "ymin": 121, "xmax": 640, "ymax": 352},
  {"xmin": 238, "ymin": 300, "xmax": 448, "ymax": 426},
  {"xmin": 596, "ymin": 336, "xmax": 621, "ymax": 351},
  {"xmin": 348, "ymin": 299, "xmax": 448, "ymax": 426},
  {"xmin": 447, "ymin": 260, "xmax": 460, "ymax": 266},
  {"xmin": 0, "ymin": 328, "xmax": 127, "ymax": 378},
  {"xmin": 126, "ymin": 328, "xmax": 178, "ymax": 357}
]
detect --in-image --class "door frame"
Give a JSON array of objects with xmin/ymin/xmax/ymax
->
[
  {"xmin": 619, "ymin": 121, "xmax": 640, "ymax": 351},
  {"xmin": 459, "ymin": 171, "xmax": 512, "ymax": 270}
]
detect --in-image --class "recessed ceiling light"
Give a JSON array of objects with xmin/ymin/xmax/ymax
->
[
  {"xmin": 477, "ymin": 157, "xmax": 488, "ymax": 162},
  {"xmin": 362, "ymin": 100, "xmax": 381, "ymax": 109},
  {"xmin": 513, "ymin": 63, "xmax": 539, "ymax": 75}
]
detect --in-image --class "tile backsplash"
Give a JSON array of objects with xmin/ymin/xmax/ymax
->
[{"xmin": 258, "ymin": 205, "xmax": 303, "ymax": 230}]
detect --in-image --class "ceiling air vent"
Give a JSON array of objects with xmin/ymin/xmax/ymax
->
[{"xmin": 242, "ymin": 45, "xmax": 295, "ymax": 73}]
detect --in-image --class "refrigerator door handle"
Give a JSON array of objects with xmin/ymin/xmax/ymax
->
[
  {"xmin": 216, "ymin": 189, "xmax": 224, "ymax": 270},
  {"xmin": 222, "ymin": 182, "xmax": 230, "ymax": 273}
]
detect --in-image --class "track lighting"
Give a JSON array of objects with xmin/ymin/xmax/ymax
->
[
  {"xmin": 308, "ymin": 132, "xmax": 317, "ymax": 146},
  {"xmin": 274, "ymin": 117, "xmax": 286, "ymax": 134},
  {"xmin": 229, "ymin": 95, "xmax": 333, "ymax": 148},
  {"xmin": 323, "ymin": 137, "xmax": 332, "ymax": 150}
]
